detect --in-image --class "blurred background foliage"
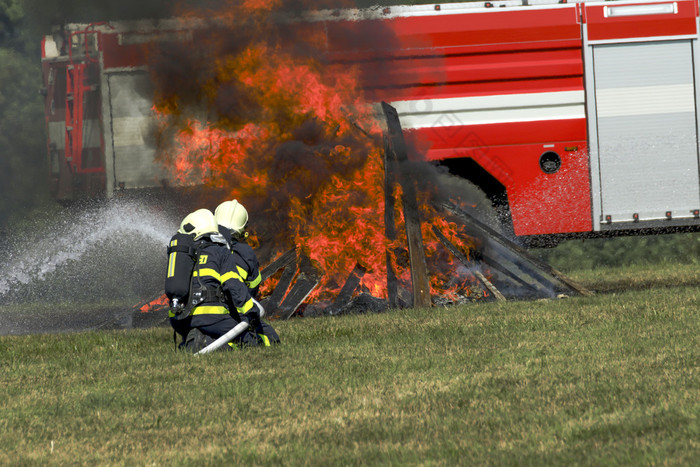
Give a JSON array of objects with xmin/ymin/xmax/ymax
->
[
  {"xmin": 1, "ymin": 0, "xmax": 699, "ymax": 270},
  {"xmin": 0, "ymin": 0, "xmax": 47, "ymax": 232}
]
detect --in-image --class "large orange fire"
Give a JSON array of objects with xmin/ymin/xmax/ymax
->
[{"xmin": 148, "ymin": 0, "xmax": 484, "ymax": 312}]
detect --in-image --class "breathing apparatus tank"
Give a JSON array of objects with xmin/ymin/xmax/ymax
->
[
  {"xmin": 164, "ymin": 209, "xmax": 219, "ymax": 318},
  {"xmin": 164, "ymin": 231, "xmax": 197, "ymax": 310}
]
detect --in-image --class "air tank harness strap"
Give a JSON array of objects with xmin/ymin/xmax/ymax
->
[
  {"xmin": 167, "ymin": 244, "xmax": 196, "ymax": 256},
  {"xmin": 190, "ymin": 283, "xmax": 226, "ymax": 307}
]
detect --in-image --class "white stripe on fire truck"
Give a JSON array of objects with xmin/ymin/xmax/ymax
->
[{"xmin": 390, "ymin": 90, "xmax": 585, "ymax": 130}]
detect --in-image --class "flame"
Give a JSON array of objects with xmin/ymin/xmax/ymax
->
[
  {"xmin": 150, "ymin": 1, "xmax": 486, "ymax": 309},
  {"xmin": 139, "ymin": 294, "xmax": 169, "ymax": 313}
]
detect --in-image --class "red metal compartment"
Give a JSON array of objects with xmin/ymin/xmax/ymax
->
[
  {"xmin": 584, "ymin": 0, "xmax": 698, "ymax": 41},
  {"xmin": 101, "ymin": 33, "xmax": 150, "ymax": 69},
  {"xmin": 412, "ymin": 120, "xmax": 592, "ymax": 236},
  {"xmin": 327, "ymin": 6, "xmax": 584, "ymax": 101},
  {"xmin": 369, "ymin": 5, "xmax": 591, "ymax": 236},
  {"xmin": 387, "ymin": 6, "xmax": 582, "ymax": 49}
]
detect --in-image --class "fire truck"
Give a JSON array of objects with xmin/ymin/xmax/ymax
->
[{"xmin": 41, "ymin": 0, "xmax": 700, "ymax": 245}]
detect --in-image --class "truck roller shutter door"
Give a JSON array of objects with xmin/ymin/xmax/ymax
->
[
  {"xmin": 593, "ymin": 40, "xmax": 700, "ymax": 224},
  {"xmin": 108, "ymin": 72, "xmax": 165, "ymax": 191}
]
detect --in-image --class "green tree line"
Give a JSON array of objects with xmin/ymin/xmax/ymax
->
[{"xmin": 0, "ymin": 0, "xmax": 46, "ymax": 231}]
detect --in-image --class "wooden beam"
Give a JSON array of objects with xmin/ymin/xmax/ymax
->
[
  {"xmin": 431, "ymin": 224, "xmax": 506, "ymax": 301},
  {"xmin": 261, "ymin": 247, "xmax": 298, "ymax": 281},
  {"xmin": 382, "ymin": 101, "xmax": 431, "ymax": 308},
  {"xmin": 383, "ymin": 133, "xmax": 398, "ymax": 242},
  {"xmin": 479, "ymin": 242, "xmax": 558, "ymax": 298},
  {"xmin": 276, "ymin": 255, "xmax": 321, "ymax": 320},
  {"xmin": 327, "ymin": 263, "xmax": 367, "ymax": 315},
  {"xmin": 383, "ymin": 133, "xmax": 399, "ymax": 308},
  {"xmin": 443, "ymin": 202, "xmax": 594, "ymax": 297},
  {"xmin": 264, "ymin": 261, "xmax": 297, "ymax": 317},
  {"xmin": 475, "ymin": 251, "xmax": 544, "ymax": 295}
]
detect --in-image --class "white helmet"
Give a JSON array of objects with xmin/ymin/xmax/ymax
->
[
  {"xmin": 178, "ymin": 209, "xmax": 219, "ymax": 240},
  {"xmin": 215, "ymin": 199, "xmax": 248, "ymax": 234}
]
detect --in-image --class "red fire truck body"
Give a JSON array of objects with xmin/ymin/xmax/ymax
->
[{"xmin": 41, "ymin": 0, "xmax": 700, "ymax": 242}]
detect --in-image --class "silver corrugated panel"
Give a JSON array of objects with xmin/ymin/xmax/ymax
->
[
  {"xmin": 594, "ymin": 40, "xmax": 700, "ymax": 222},
  {"xmin": 82, "ymin": 119, "xmax": 102, "ymax": 148},
  {"xmin": 108, "ymin": 72, "xmax": 165, "ymax": 189},
  {"xmin": 48, "ymin": 121, "xmax": 65, "ymax": 149}
]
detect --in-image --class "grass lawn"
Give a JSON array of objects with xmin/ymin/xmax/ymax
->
[{"xmin": 0, "ymin": 262, "xmax": 698, "ymax": 465}]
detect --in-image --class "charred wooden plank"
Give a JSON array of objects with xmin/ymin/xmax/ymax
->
[
  {"xmin": 327, "ymin": 263, "xmax": 368, "ymax": 315},
  {"xmin": 478, "ymin": 247, "xmax": 557, "ymax": 298},
  {"xmin": 277, "ymin": 279, "xmax": 319, "ymax": 320},
  {"xmin": 431, "ymin": 224, "xmax": 506, "ymax": 301},
  {"xmin": 382, "ymin": 101, "xmax": 431, "ymax": 308},
  {"xmin": 443, "ymin": 202, "xmax": 593, "ymax": 297},
  {"xmin": 260, "ymin": 249, "xmax": 298, "ymax": 318},
  {"xmin": 475, "ymin": 251, "xmax": 543, "ymax": 294},
  {"xmin": 277, "ymin": 255, "xmax": 321, "ymax": 320},
  {"xmin": 443, "ymin": 212, "xmax": 560, "ymax": 297},
  {"xmin": 385, "ymin": 251, "xmax": 399, "ymax": 309},
  {"xmin": 480, "ymin": 242, "xmax": 559, "ymax": 298},
  {"xmin": 383, "ymin": 133, "xmax": 398, "ymax": 242},
  {"xmin": 383, "ymin": 133, "xmax": 399, "ymax": 309},
  {"xmin": 261, "ymin": 247, "xmax": 298, "ymax": 281},
  {"xmin": 265, "ymin": 262, "xmax": 297, "ymax": 314}
]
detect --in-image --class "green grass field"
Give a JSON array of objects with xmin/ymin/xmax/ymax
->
[{"xmin": 1, "ymin": 262, "xmax": 698, "ymax": 465}]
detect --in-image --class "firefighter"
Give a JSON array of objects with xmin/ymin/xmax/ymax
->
[
  {"xmin": 215, "ymin": 199, "xmax": 280, "ymax": 346},
  {"xmin": 165, "ymin": 208, "xmax": 261, "ymax": 352}
]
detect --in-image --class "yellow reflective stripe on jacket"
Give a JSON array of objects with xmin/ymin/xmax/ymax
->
[
  {"xmin": 167, "ymin": 239, "xmax": 177, "ymax": 278},
  {"xmin": 192, "ymin": 305, "xmax": 229, "ymax": 316},
  {"xmin": 246, "ymin": 271, "xmax": 262, "ymax": 289},
  {"xmin": 193, "ymin": 268, "xmax": 222, "ymax": 282},
  {"xmin": 258, "ymin": 333, "xmax": 271, "ymax": 347},
  {"xmin": 234, "ymin": 265, "xmax": 262, "ymax": 289},
  {"xmin": 220, "ymin": 270, "xmax": 243, "ymax": 284},
  {"xmin": 237, "ymin": 298, "xmax": 255, "ymax": 314},
  {"xmin": 168, "ymin": 305, "xmax": 229, "ymax": 317}
]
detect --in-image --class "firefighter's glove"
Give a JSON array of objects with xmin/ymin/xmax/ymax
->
[{"xmin": 242, "ymin": 310, "xmax": 261, "ymax": 329}]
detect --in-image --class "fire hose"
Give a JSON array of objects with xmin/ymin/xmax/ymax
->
[{"xmin": 195, "ymin": 298, "xmax": 265, "ymax": 355}]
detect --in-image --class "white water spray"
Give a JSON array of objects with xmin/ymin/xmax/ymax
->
[{"xmin": 0, "ymin": 198, "xmax": 178, "ymax": 300}]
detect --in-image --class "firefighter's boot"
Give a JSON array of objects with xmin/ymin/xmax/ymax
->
[{"xmin": 183, "ymin": 328, "xmax": 209, "ymax": 352}]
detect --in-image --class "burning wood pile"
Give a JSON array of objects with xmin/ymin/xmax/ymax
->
[
  {"xmin": 255, "ymin": 103, "xmax": 592, "ymax": 320},
  {"xmin": 136, "ymin": 1, "xmax": 592, "ymax": 320},
  {"xmin": 137, "ymin": 102, "xmax": 592, "ymax": 320}
]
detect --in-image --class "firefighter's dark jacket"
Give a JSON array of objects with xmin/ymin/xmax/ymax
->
[
  {"xmin": 218, "ymin": 226, "xmax": 263, "ymax": 298},
  {"xmin": 188, "ymin": 236, "xmax": 257, "ymax": 317}
]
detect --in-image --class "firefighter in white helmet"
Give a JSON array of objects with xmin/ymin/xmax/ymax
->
[
  {"xmin": 215, "ymin": 199, "xmax": 279, "ymax": 346},
  {"xmin": 164, "ymin": 208, "xmax": 261, "ymax": 351}
]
